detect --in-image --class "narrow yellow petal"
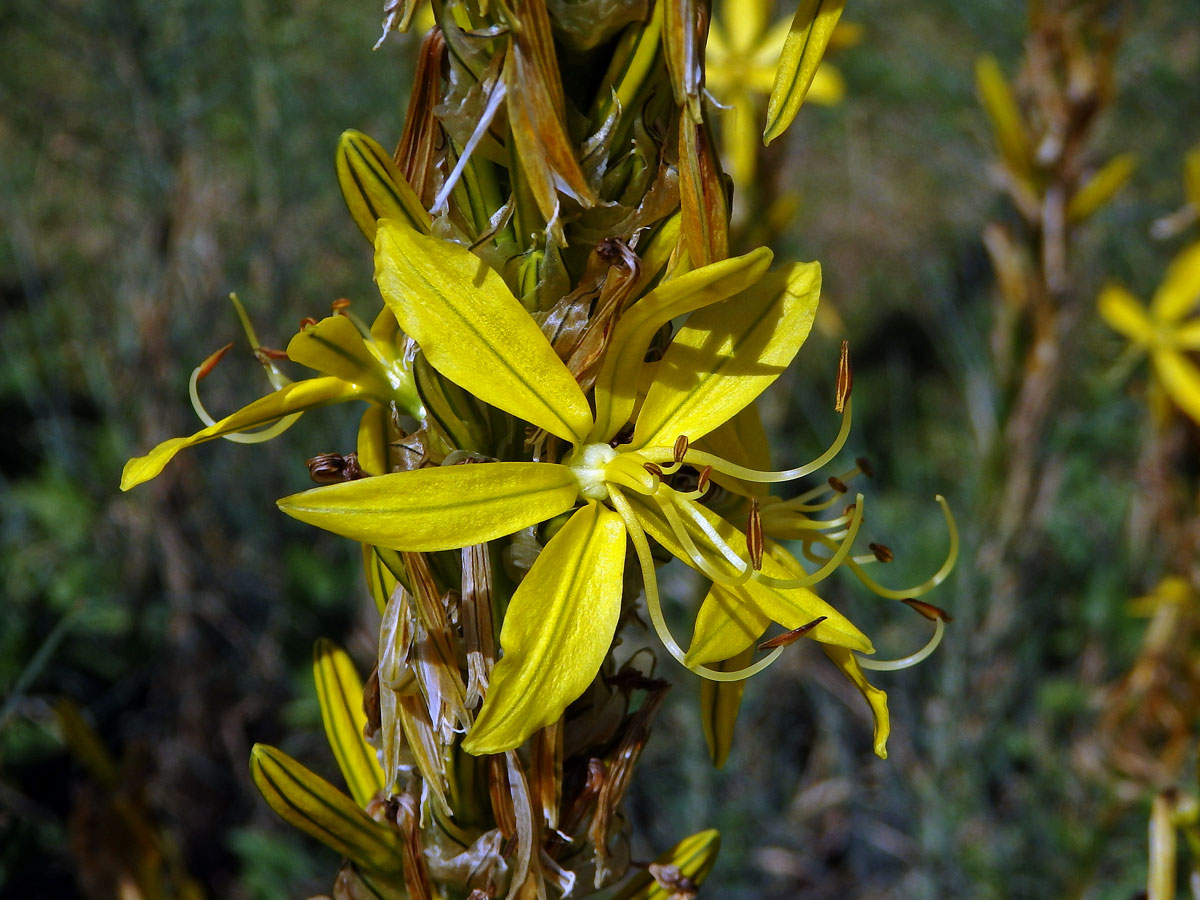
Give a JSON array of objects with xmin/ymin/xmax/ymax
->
[
  {"xmin": 1150, "ymin": 241, "xmax": 1200, "ymax": 322},
  {"xmin": 686, "ymin": 582, "xmax": 771, "ymax": 667},
  {"xmin": 1066, "ymin": 153, "xmax": 1136, "ymax": 223},
  {"xmin": 286, "ymin": 315, "xmax": 401, "ymax": 403},
  {"xmin": 1153, "ymin": 349, "xmax": 1200, "ymax": 425},
  {"xmin": 631, "ymin": 260, "xmax": 820, "ymax": 450},
  {"xmin": 974, "ymin": 54, "xmax": 1035, "ymax": 185},
  {"xmin": 1171, "ymin": 318, "xmax": 1200, "ymax": 350},
  {"xmin": 699, "ymin": 646, "xmax": 754, "ymax": 768},
  {"xmin": 121, "ymin": 377, "xmax": 360, "ymax": 490},
  {"xmin": 764, "ymin": 0, "xmax": 847, "ymax": 144},
  {"xmin": 336, "ymin": 129, "xmax": 431, "ymax": 243},
  {"xmin": 374, "ymin": 219, "xmax": 592, "ymax": 443},
  {"xmin": 313, "ymin": 640, "xmax": 386, "ymax": 808},
  {"xmin": 277, "ymin": 463, "xmax": 578, "ymax": 551},
  {"xmin": 463, "ymin": 502, "xmax": 626, "ymax": 754},
  {"xmin": 1097, "ymin": 284, "xmax": 1154, "ymax": 345},
  {"xmin": 588, "ymin": 247, "xmax": 773, "ymax": 443},
  {"xmin": 822, "ymin": 646, "xmax": 890, "ymax": 759}
]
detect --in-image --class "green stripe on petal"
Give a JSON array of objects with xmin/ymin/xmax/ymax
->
[
  {"xmin": 463, "ymin": 502, "xmax": 625, "ymax": 755},
  {"xmin": 121, "ymin": 376, "xmax": 362, "ymax": 490},
  {"xmin": 313, "ymin": 640, "xmax": 385, "ymax": 808},
  {"xmin": 278, "ymin": 462, "xmax": 577, "ymax": 552},
  {"xmin": 631, "ymin": 260, "xmax": 820, "ymax": 450},
  {"xmin": 588, "ymin": 247, "xmax": 773, "ymax": 443},
  {"xmin": 336, "ymin": 130, "xmax": 431, "ymax": 243},
  {"xmin": 375, "ymin": 220, "xmax": 593, "ymax": 443}
]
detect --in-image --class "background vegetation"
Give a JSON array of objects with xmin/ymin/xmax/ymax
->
[{"xmin": 2, "ymin": 1, "xmax": 1198, "ymax": 898}]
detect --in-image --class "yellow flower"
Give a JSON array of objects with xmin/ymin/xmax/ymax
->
[
  {"xmin": 276, "ymin": 219, "xmax": 876, "ymax": 755},
  {"xmin": 1099, "ymin": 242, "xmax": 1200, "ymax": 424}
]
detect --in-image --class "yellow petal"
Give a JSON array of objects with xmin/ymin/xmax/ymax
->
[
  {"xmin": 1151, "ymin": 241, "xmax": 1200, "ymax": 322},
  {"xmin": 287, "ymin": 314, "xmax": 409, "ymax": 406},
  {"xmin": 588, "ymin": 247, "xmax": 773, "ymax": 443},
  {"xmin": 631, "ymin": 497, "xmax": 873, "ymax": 656},
  {"xmin": 1153, "ymin": 349, "xmax": 1200, "ymax": 425},
  {"xmin": 336, "ymin": 129, "xmax": 431, "ymax": 243},
  {"xmin": 822, "ymin": 646, "xmax": 890, "ymax": 759},
  {"xmin": 121, "ymin": 376, "xmax": 360, "ymax": 490},
  {"xmin": 277, "ymin": 463, "xmax": 578, "ymax": 551},
  {"xmin": 374, "ymin": 220, "xmax": 592, "ymax": 443},
  {"xmin": 249, "ymin": 743, "xmax": 403, "ymax": 875},
  {"xmin": 631, "ymin": 260, "xmax": 820, "ymax": 450},
  {"xmin": 1066, "ymin": 153, "xmax": 1136, "ymax": 223},
  {"xmin": 694, "ymin": 404, "xmax": 773, "ymax": 498},
  {"xmin": 1172, "ymin": 318, "xmax": 1200, "ymax": 350},
  {"xmin": 974, "ymin": 55, "xmax": 1035, "ymax": 186},
  {"xmin": 463, "ymin": 502, "xmax": 626, "ymax": 754},
  {"xmin": 699, "ymin": 646, "xmax": 754, "ymax": 768},
  {"xmin": 1098, "ymin": 283, "xmax": 1154, "ymax": 345},
  {"xmin": 313, "ymin": 640, "xmax": 386, "ymax": 808},
  {"xmin": 609, "ymin": 829, "xmax": 721, "ymax": 899},
  {"xmin": 764, "ymin": 0, "xmax": 847, "ymax": 144}
]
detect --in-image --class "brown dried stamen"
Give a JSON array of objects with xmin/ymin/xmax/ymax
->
[
  {"xmin": 746, "ymin": 498, "xmax": 764, "ymax": 571},
  {"xmin": 835, "ymin": 340, "xmax": 853, "ymax": 413},
  {"xmin": 307, "ymin": 452, "xmax": 365, "ymax": 484}
]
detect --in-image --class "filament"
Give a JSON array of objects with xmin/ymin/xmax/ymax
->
[
  {"xmin": 857, "ymin": 616, "xmax": 945, "ymax": 672},
  {"xmin": 607, "ymin": 488, "xmax": 783, "ymax": 683},
  {"xmin": 656, "ymin": 490, "xmax": 752, "ymax": 587},
  {"xmin": 188, "ymin": 366, "xmax": 302, "ymax": 444},
  {"xmin": 433, "ymin": 80, "xmax": 507, "ymax": 213},
  {"xmin": 752, "ymin": 495, "xmax": 864, "ymax": 589},
  {"xmin": 841, "ymin": 496, "xmax": 957, "ymax": 599}
]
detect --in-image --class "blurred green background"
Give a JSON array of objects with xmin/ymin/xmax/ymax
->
[{"xmin": 2, "ymin": 1, "xmax": 1199, "ymax": 898}]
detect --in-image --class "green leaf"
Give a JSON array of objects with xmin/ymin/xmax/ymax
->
[
  {"xmin": 375, "ymin": 220, "xmax": 593, "ymax": 443},
  {"xmin": 609, "ymin": 828, "xmax": 721, "ymax": 899},
  {"xmin": 336, "ymin": 130, "xmax": 431, "ymax": 243},
  {"xmin": 249, "ymin": 744, "xmax": 403, "ymax": 875},
  {"xmin": 631, "ymin": 260, "xmax": 820, "ymax": 450},
  {"xmin": 313, "ymin": 640, "xmax": 386, "ymax": 808},
  {"xmin": 463, "ymin": 502, "xmax": 626, "ymax": 754},
  {"xmin": 764, "ymin": 0, "xmax": 848, "ymax": 144},
  {"xmin": 277, "ymin": 462, "xmax": 579, "ymax": 552}
]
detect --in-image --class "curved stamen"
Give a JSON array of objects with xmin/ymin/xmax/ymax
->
[
  {"xmin": 840, "ymin": 495, "xmax": 957, "ymax": 599},
  {"xmin": 641, "ymin": 397, "xmax": 853, "ymax": 484},
  {"xmin": 656, "ymin": 491, "xmax": 753, "ymax": 587},
  {"xmin": 188, "ymin": 366, "xmax": 302, "ymax": 444},
  {"xmin": 752, "ymin": 495, "xmax": 864, "ymax": 589},
  {"xmin": 607, "ymin": 487, "xmax": 785, "ymax": 683},
  {"xmin": 857, "ymin": 616, "xmax": 946, "ymax": 672}
]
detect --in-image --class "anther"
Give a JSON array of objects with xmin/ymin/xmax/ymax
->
[
  {"xmin": 673, "ymin": 435, "xmax": 689, "ymax": 463},
  {"xmin": 835, "ymin": 340, "xmax": 853, "ymax": 413},
  {"xmin": 844, "ymin": 503, "xmax": 858, "ymax": 518},
  {"xmin": 902, "ymin": 598, "xmax": 954, "ymax": 622},
  {"xmin": 758, "ymin": 616, "xmax": 828, "ymax": 650},
  {"xmin": 643, "ymin": 462, "xmax": 664, "ymax": 480},
  {"xmin": 331, "ymin": 297, "xmax": 351, "ymax": 313},
  {"xmin": 856, "ymin": 456, "xmax": 874, "ymax": 478},
  {"xmin": 298, "ymin": 316, "xmax": 319, "ymax": 330},
  {"xmin": 197, "ymin": 343, "xmax": 234, "ymax": 380},
  {"xmin": 869, "ymin": 542, "xmax": 894, "ymax": 563},
  {"xmin": 695, "ymin": 465, "xmax": 713, "ymax": 493},
  {"xmin": 746, "ymin": 498, "xmax": 764, "ymax": 571},
  {"xmin": 307, "ymin": 452, "xmax": 365, "ymax": 484},
  {"xmin": 828, "ymin": 475, "xmax": 848, "ymax": 494},
  {"xmin": 255, "ymin": 346, "xmax": 290, "ymax": 361}
]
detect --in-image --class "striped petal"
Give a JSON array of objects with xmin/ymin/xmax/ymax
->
[
  {"xmin": 1151, "ymin": 241, "xmax": 1200, "ymax": 322},
  {"xmin": 1098, "ymin": 284, "xmax": 1154, "ymax": 345},
  {"xmin": 1154, "ymin": 349, "xmax": 1200, "ymax": 425},
  {"xmin": 375, "ymin": 220, "xmax": 592, "ymax": 443},
  {"xmin": 277, "ymin": 463, "xmax": 578, "ymax": 552},
  {"xmin": 463, "ymin": 502, "xmax": 626, "ymax": 754},
  {"xmin": 313, "ymin": 640, "xmax": 386, "ymax": 808}
]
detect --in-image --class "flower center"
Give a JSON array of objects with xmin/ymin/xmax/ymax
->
[{"xmin": 569, "ymin": 443, "xmax": 619, "ymax": 500}]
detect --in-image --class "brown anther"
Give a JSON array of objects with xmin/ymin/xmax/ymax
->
[
  {"xmin": 746, "ymin": 498, "xmax": 764, "ymax": 571},
  {"xmin": 673, "ymin": 434, "xmax": 689, "ymax": 463},
  {"xmin": 856, "ymin": 456, "xmax": 875, "ymax": 478},
  {"xmin": 643, "ymin": 462, "xmax": 664, "ymax": 480},
  {"xmin": 256, "ymin": 346, "xmax": 290, "ymax": 360},
  {"xmin": 197, "ymin": 343, "xmax": 234, "ymax": 380},
  {"xmin": 827, "ymin": 475, "xmax": 848, "ymax": 494},
  {"xmin": 835, "ymin": 340, "xmax": 853, "ymax": 413},
  {"xmin": 869, "ymin": 542, "xmax": 894, "ymax": 563},
  {"xmin": 902, "ymin": 598, "xmax": 953, "ymax": 622},
  {"xmin": 843, "ymin": 503, "xmax": 858, "ymax": 518},
  {"xmin": 695, "ymin": 465, "xmax": 713, "ymax": 493},
  {"xmin": 298, "ymin": 316, "xmax": 318, "ymax": 330},
  {"xmin": 758, "ymin": 616, "xmax": 828, "ymax": 650},
  {"xmin": 330, "ymin": 297, "xmax": 351, "ymax": 313},
  {"xmin": 306, "ymin": 452, "xmax": 365, "ymax": 484}
]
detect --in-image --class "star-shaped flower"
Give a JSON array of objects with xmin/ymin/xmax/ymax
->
[
  {"xmin": 276, "ymin": 218, "xmax": 875, "ymax": 754},
  {"xmin": 1099, "ymin": 241, "xmax": 1200, "ymax": 424}
]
